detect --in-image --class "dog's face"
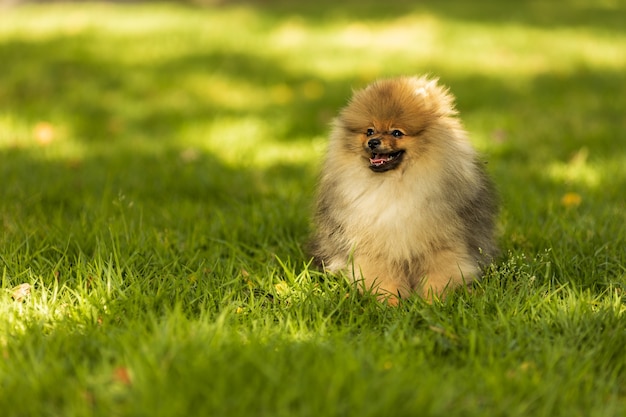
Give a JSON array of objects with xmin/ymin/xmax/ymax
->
[
  {"xmin": 360, "ymin": 122, "xmax": 421, "ymax": 173},
  {"xmin": 336, "ymin": 77, "xmax": 455, "ymax": 173}
]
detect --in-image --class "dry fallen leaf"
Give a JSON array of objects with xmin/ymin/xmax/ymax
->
[
  {"xmin": 112, "ymin": 366, "xmax": 132, "ymax": 385},
  {"xmin": 11, "ymin": 283, "xmax": 31, "ymax": 302}
]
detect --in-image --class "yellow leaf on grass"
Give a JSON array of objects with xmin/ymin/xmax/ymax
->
[
  {"xmin": 561, "ymin": 192, "xmax": 582, "ymax": 208},
  {"xmin": 274, "ymin": 281, "xmax": 290, "ymax": 296}
]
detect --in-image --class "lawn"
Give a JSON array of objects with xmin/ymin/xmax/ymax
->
[{"xmin": 1, "ymin": 0, "xmax": 625, "ymax": 415}]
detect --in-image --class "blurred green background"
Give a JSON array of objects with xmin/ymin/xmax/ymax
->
[{"xmin": 2, "ymin": 0, "xmax": 624, "ymax": 264}]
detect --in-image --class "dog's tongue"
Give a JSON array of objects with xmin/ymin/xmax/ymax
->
[{"xmin": 370, "ymin": 154, "xmax": 391, "ymax": 166}]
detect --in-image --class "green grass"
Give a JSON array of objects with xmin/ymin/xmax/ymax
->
[{"xmin": 1, "ymin": 1, "xmax": 625, "ymax": 415}]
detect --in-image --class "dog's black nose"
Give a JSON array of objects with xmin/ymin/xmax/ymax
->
[{"xmin": 367, "ymin": 139, "xmax": 381, "ymax": 150}]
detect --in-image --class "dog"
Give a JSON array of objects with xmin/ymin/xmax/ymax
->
[{"xmin": 310, "ymin": 76, "xmax": 498, "ymax": 304}]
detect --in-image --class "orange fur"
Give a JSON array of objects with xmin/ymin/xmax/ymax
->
[{"xmin": 310, "ymin": 76, "xmax": 498, "ymax": 303}]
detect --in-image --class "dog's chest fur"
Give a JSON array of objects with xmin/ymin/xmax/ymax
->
[{"xmin": 329, "ymin": 160, "xmax": 459, "ymax": 263}]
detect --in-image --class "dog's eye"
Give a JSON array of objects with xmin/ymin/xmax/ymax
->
[
  {"xmin": 366, "ymin": 128, "xmax": 375, "ymax": 136},
  {"xmin": 391, "ymin": 130, "xmax": 405, "ymax": 138}
]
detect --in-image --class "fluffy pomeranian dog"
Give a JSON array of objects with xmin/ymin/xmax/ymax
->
[{"xmin": 310, "ymin": 76, "xmax": 498, "ymax": 303}]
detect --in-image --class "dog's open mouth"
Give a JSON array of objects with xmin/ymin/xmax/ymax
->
[{"xmin": 369, "ymin": 151, "xmax": 404, "ymax": 172}]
